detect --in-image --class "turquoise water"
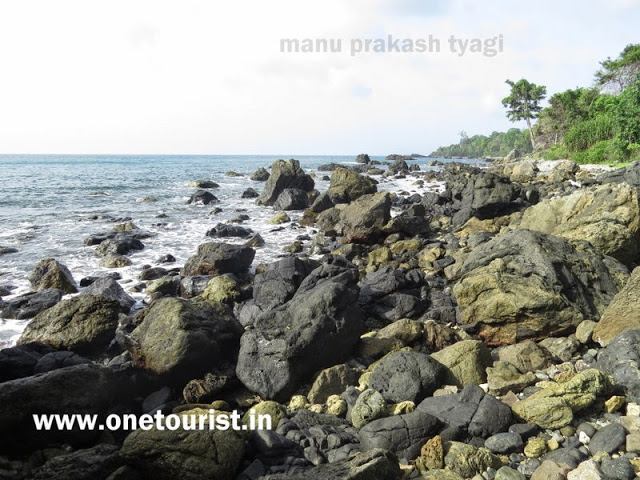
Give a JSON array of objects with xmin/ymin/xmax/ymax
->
[{"xmin": 0, "ymin": 154, "xmax": 475, "ymax": 345}]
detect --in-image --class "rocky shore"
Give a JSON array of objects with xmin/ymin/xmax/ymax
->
[{"xmin": 2, "ymin": 156, "xmax": 640, "ymax": 480}]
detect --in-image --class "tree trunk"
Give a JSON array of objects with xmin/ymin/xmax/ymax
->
[{"xmin": 526, "ymin": 118, "xmax": 536, "ymax": 149}]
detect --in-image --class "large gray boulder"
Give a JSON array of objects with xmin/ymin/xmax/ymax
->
[
  {"xmin": 18, "ymin": 295, "xmax": 121, "ymax": 356},
  {"xmin": 452, "ymin": 229, "xmax": 627, "ymax": 345},
  {"xmin": 257, "ymin": 159, "xmax": 314, "ymax": 206},
  {"xmin": 28, "ymin": 258, "xmax": 77, "ymax": 294},
  {"xmin": 369, "ymin": 350, "xmax": 445, "ymax": 404},
  {"xmin": 128, "ymin": 297, "xmax": 243, "ymax": 385},
  {"xmin": 236, "ymin": 260, "xmax": 365, "ymax": 401},
  {"xmin": 182, "ymin": 242, "xmax": 255, "ymax": 276},
  {"xmin": 273, "ymin": 188, "xmax": 310, "ymax": 210}
]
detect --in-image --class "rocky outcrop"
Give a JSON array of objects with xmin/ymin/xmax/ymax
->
[
  {"xmin": 182, "ymin": 242, "xmax": 255, "ymax": 275},
  {"xmin": 452, "ymin": 229, "xmax": 627, "ymax": 345},
  {"xmin": 28, "ymin": 258, "xmax": 77, "ymax": 294},
  {"xmin": 128, "ymin": 297, "xmax": 243, "ymax": 385},
  {"xmin": 327, "ymin": 167, "xmax": 377, "ymax": 204},
  {"xmin": 236, "ymin": 259, "xmax": 365, "ymax": 401},
  {"xmin": 519, "ymin": 183, "xmax": 640, "ymax": 265},
  {"xmin": 273, "ymin": 188, "xmax": 310, "ymax": 210},
  {"xmin": 257, "ymin": 159, "xmax": 314, "ymax": 206},
  {"xmin": 251, "ymin": 167, "xmax": 270, "ymax": 181},
  {"xmin": 18, "ymin": 295, "xmax": 121, "ymax": 356},
  {"xmin": 188, "ymin": 189, "xmax": 218, "ymax": 205}
]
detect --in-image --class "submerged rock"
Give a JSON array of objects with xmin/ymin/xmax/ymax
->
[
  {"xmin": 0, "ymin": 289, "xmax": 62, "ymax": 319},
  {"xmin": 182, "ymin": 242, "xmax": 255, "ymax": 276}
]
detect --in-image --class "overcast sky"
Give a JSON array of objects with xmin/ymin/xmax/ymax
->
[{"xmin": 0, "ymin": 0, "xmax": 638, "ymax": 155}]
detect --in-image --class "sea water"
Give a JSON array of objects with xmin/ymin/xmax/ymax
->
[{"xmin": 0, "ymin": 154, "xmax": 480, "ymax": 346}]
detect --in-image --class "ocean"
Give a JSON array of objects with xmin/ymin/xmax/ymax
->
[{"xmin": 0, "ymin": 154, "xmax": 480, "ymax": 347}]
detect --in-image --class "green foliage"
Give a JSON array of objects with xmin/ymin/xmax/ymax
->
[
  {"xmin": 541, "ymin": 144, "xmax": 569, "ymax": 160},
  {"xmin": 571, "ymin": 140, "xmax": 625, "ymax": 164},
  {"xmin": 595, "ymin": 43, "xmax": 640, "ymax": 93},
  {"xmin": 564, "ymin": 115, "xmax": 616, "ymax": 152},
  {"xmin": 429, "ymin": 128, "xmax": 532, "ymax": 158},
  {"xmin": 612, "ymin": 75, "xmax": 640, "ymax": 145}
]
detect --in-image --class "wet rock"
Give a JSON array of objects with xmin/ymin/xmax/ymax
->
[
  {"xmin": 0, "ymin": 342, "xmax": 56, "ymax": 382},
  {"xmin": 186, "ymin": 180, "xmax": 219, "ymax": 188},
  {"xmin": 99, "ymin": 254, "xmax": 132, "ymax": 268},
  {"xmin": 182, "ymin": 242, "xmax": 255, "ymax": 276},
  {"xmin": 0, "ymin": 289, "xmax": 62, "ymax": 319},
  {"xmin": 188, "ymin": 189, "xmax": 218, "ymax": 205},
  {"xmin": 18, "ymin": 295, "xmax": 121, "ymax": 356},
  {"xmin": 34, "ymin": 351, "xmax": 91, "ymax": 374},
  {"xmin": 28, "ymin": 258, "xmax": 77, "ymax": 294},
  {"xmin": 242, "ymin": 187, "xmax": 259, "ymax": 198},
  {"xmin": 206, "ymin": 223, "xmax": 254, "ymax": 238},
  {"xmin": 94, "ymin": 234, "xmax": 144, "ymax": 257}
]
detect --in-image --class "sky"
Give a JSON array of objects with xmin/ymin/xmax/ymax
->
[{"xmin": 0, "ymin": 0, "xmax": 638, "ymax": 155}]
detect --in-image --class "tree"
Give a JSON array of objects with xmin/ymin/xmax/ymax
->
[
  {"xmin": 502, "ymin": 79, "xmax": 547, "ymax": 149},
  {"xmin": 595, "ymin": 44, "xmax": 640, "ymax": 94}
]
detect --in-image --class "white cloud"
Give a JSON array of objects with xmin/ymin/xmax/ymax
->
[{"xmin": 0, "ymin": 0, "xmax": 638, "ymax": 154}]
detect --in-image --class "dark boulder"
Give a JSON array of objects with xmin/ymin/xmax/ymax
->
[
  {"xmin": 206, "ymin": 223, "xmax": 254, "ymax": 238},
  {"xmin": 273, "ymin": 188, "xmax": 310, "ymax": 210},
  {"xmin": 34, "ymin": 351, "xmax": 92, "ymax": 374},
  {"xmin": 418, "ymin": 384, "xmax": 513, "ymax": 440},
  {"xmin": 242, "ymin": 187, "xmax": 260, "ymax": 198},
  {"xmin": 188, "ymin": 189, "xmax": 218, "ymax": 205},
  {"xmin": 182, "ymin": 242, "xmax": 255, "ymax": 276},
  {"xmin": 369, "ymin": 350, "xmax": 445, "ymax": 403},
  {"xmin": 251, "ymin": 167, "xmax": 270, "ymax": 181},
  {"xmin": 0, "ymin": 342, "xmax": 56, "ymax": 382},
  {"xmin": 359, "ymin": 410, "xmax": 442, "ymax": 460},
  {"xmin": 236, "ymin": 259, "xmax": 365, "ymax": 401},
  {"xmin": 29, "ymin": 444, "xmax": 121, "ymax": 480},
  {"xmin": 94, "ymin": 234, "xmax": 144, "ymax": 257},
  {"xmin": 257, "ymin": 159, "xmax": 314, "ymax": 206},
  {"xmin": 355, "ymin": 153, "xmax": 371, "ymax": 164},
  {"xmin": 0, "ymin": 288, "xmax": 62, "ymax": 319}
]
